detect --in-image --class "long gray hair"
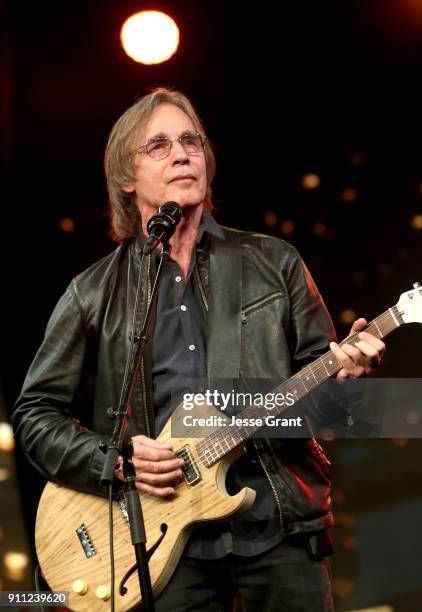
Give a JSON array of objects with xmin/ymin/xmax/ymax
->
[{"xmin": 104, "ymin": 88, "xmax": 216, "ymax": 243}]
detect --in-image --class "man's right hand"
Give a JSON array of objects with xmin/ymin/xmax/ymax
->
[{"xmin": 114, "ymin": 435, "xmax": 184, "ymax": 497}]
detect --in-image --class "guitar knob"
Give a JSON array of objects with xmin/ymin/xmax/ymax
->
[
  {"xmin": 72, "ymin": 580, "xmax": 88, "ymax": 595},
  {"xmin": 96, "ymin": 585, "xmax": 111, "ymax": 601}
]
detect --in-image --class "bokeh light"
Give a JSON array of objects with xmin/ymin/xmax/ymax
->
[
  {"xmin": 121, "ymin": 11, "xmax": 179, "ymax": 65},
  {"xmin": 301, "ymin": 173, "xmax": 321, "ymax": 190}
]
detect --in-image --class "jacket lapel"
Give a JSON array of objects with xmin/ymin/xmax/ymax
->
[{"xmin": 206, "ymin": 228, "xmax": 242, "ymax": 378}]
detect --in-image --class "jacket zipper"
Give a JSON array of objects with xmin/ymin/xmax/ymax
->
[
  {"xmin": 241, "ymin": 291, "xmax": 283, "ymax": 322},
  {"xmin": 195, "ymin": 263, "xmax": 284, "ymax": 527},
  {"xmin": 253, "ymin": 439, "xmax": 284, "ymax": 529},
  {"xmin": 140, "ymin": 254, "xmax": 152, "ymax": 438}
]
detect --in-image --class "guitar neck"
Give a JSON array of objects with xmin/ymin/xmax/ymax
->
[{"xmin": 197, "ymin": 305, "xmax": 404, "ymax": 467}]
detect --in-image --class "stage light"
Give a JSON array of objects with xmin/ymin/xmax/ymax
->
[
  {"xmin": 332, "ymin": 576, "xmax": 355, "ymax": 599},
  {"xmin": 339, "ymin": 309, "xmax": 357, "ymax": 324},
  {"xmin": 393, "ymin": 437, "xmax": 407, "ymax": 447},
  {"xmin": 336, "ymin": 512, "xmax": 357, "ymax": 528},
  {"xmin": 121, "ymin": 11, "xmax": 179, "ymax": 65},
  {"xmin": 340, "ymin": 187, "xmax": 358, "ymax": 203},
  {"xmin": 301, "ymin": 173, "xmax": 320, "ymax": 190},
  {"xmin": 312, "ymin": 222, "xmax": 327, "ymax": 236},
  {"xmin": 347, "ymin": 151, "xmax": 365, "ymax": 166},
  {"xmin": 280, "ymin": 219, "xmax": 295, "ymax": 236},
  {"xmin": 0, "ymin": 422, "xmax": 14, "ymax": 452},
  {"xmin": 263, "ymin": 211, "xmax": 278, "ymax": 228},
  {"xmin": 4, "ymin": 552, "xmax": 28, "ymax": 581},
  {"xmin": 59, "ymin": 217, "xmax": 76, "ymax": 233},
  {"xmin": 0, "ymin": 468, "xmax": 10, "ymax": 482},
  {"xmin": 342, "ymin": 535, "xmax": 357, "ymax": 550},
  {"xmin": 410, "ymin": 213, "xmax": 422, "ymax": 229}
]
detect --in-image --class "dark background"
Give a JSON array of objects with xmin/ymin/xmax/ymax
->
[{"xmin": 1, "ymin": 1, "xmax": 422, "ymax": 609}]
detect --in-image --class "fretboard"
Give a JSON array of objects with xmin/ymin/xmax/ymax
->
[{"xmin": 196, "ymin": 305, "xmax": 403, "ymax": 467}]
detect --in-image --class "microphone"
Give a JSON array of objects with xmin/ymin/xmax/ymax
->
[{"xmin": 143, "ymin": 202, "xmax": 182, "ymax": 255}]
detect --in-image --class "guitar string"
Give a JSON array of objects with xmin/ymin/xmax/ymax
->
[
  {"xmin": 175, "ymin": 308, "xmax": 400, "ymax": 471},
  {"xmin": 193, "ymin": 311, "xmax": 399, "ymax": 466}
]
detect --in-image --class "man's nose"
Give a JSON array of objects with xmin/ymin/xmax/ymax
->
[{"xmin": 170, "ymin": 139, "xmax": 189, "ymax": 161}]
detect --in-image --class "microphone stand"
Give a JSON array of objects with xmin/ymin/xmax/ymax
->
[{"xmin": 100, "ymin": 238, "xmax": 172, "ymax": 612}]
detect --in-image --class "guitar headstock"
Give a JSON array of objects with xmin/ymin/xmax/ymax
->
[{"xmin": 397, "ymin": 282, "xmax": 422, "ymax": 323}]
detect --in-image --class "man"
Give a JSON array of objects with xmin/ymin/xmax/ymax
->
[{"xmin": 12, "ymin": 88, "xmax": 385, "ymax": 611}]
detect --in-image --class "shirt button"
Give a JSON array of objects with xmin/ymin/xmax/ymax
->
[
  {"xmin": 188, "ymin": 344, "xmax": 196, "ymax": 351},
  {"xmin": 175, "ymin": 276, "xmax": 182, "ymax": 283},
  {"xmin": 180, "ymin": 304, "xmax": 187, "ymax": 312}
]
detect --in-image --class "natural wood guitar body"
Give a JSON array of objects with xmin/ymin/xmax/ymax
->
[{"xmin": 35, "ymin": 402, "xmax": 255, "ymax": 611}]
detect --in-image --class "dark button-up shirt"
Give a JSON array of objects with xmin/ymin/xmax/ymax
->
[{"xmin": 152, "ymin": 213, "xmax": 283, "ymax": 559}]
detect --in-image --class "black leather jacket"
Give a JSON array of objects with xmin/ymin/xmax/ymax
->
[{"xmin": 12, "ymin": 226, "xmax": 344, "ymax": 537}]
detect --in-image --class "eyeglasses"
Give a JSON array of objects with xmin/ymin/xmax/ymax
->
[{"xmin": 132, "ymin": 131, "xmax": 206, "ymax": 160}]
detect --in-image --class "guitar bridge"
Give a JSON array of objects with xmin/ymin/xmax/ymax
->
[
  {"xmin": 176, "ymin": 446, "xmax": 201, "ymax": 487},
  {"xmin": 76, "ymin": 523, "xmax": 96, "ymax": 559}
]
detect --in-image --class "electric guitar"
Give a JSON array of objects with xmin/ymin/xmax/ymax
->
[{"xmin": 35, "ymin": 284, "xmax": 422, "ymax": 610}]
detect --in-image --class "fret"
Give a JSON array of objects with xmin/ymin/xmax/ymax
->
[
  {"xmin": 301, "ymin": 377, "xmax": 311, "ymax": 394},
  {"xmin": 389, "ymin": 307, "xmax": 400, "ymax": 329},
  {"xmin": 320, "ymin": 358, "xmax": 330, "ymax": 377},
  {"xmin": 320, "ymin": 352, "xmax": 340, "ymax": 377},
  {"xmin": 372, "ymin": 318, "xmax": 382, "ymax": 338}
]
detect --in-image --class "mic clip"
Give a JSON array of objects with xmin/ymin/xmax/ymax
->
[{"xmin": 143, "ymin": 202, "xmax": 182, "ymax": 255}]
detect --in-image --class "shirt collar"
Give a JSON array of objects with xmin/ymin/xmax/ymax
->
[
  {"xmin": 134, "ymin": 209, "xmax": 224, "ymax": 260},
  {"xmin": 196, "ymin": 211, "xmax": 225, "ymax": 244}
]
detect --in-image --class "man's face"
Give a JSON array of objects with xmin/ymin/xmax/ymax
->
[{"xmin": 125, "ymin": 103, "xmax": 208, "ymax": 218}]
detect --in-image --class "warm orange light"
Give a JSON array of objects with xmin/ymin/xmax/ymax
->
[
  {"xmin": 301, "ymin": 173, "xmax": 320, "ymax": 190},
  {"xmin": 340, "ymin": 187, "xmax": 358, "ymax": 203},
  {"xmin": 4, "ymin": 552, "xmax": 28, "ymax": 581},
  {"xmin": 263, "ymin": 211, "xmax": 278, "ymax": 228},
  {"xmin": 342, "ymin": 535, "xmax": 357, "ymax": 550},
  {"xmin": 347, "ymin": 151, "xmax": 364, "ymax": 166},
  {"xmin": 0, "ymin": 468, "xmax": 10, "ymax": 482},
  {"xmin": 332, "ymin": 576, "xmax": 355, "ymax": 599},
  {"xmin": 121, "ymin": 11, "xmax": 179, "ymax": 65},
  {"xmin": 339, "ymin": 309, "xmax": 357, "ymax": 324},
  {"xmin": 312, "ymin": 222, "xmax": 327, "ymax": 236},
  {"xmin": 410, "ymin": 213, "xmax": 422, "ymax": 229},
  {"xmin": 393, "ymin": 437, "xmax": 407, "ymax": 447},
  {"xmin": 280, "ymin": 219, "xmax": 295, "ymax": 236},
  {"xmin": 336, "ymin": 512, "xmax": 357, "ymax": 528},
  {"xmin": 59, "ymin": 217, "xmax": 76, "ymax": 233},
  {"xmin": 0, "ymin": 422, "xmax": 14, "ymax": 451}
]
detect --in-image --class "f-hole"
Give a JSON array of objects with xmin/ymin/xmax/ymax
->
[{"xmin": 119, "ymin": 523, "xmax": 168, "ymax": 596}]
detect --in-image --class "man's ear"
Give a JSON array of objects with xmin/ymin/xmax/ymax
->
[{"xmin": 121, "ymin": 179, "xmax": 135, "ymax": 193}]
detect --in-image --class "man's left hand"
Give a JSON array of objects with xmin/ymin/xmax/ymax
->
[{"xmin": 330, "ymin": 318, "xmax": 386, "ymax": 380}]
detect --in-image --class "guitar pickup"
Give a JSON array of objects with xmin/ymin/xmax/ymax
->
[
  {"xmin": 176, "ymin": 446, "xmax": 201, "ymax": 487},
  {"xmin": 76, "ymin": 524, "xmax": 96, "ymax": 559}
]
